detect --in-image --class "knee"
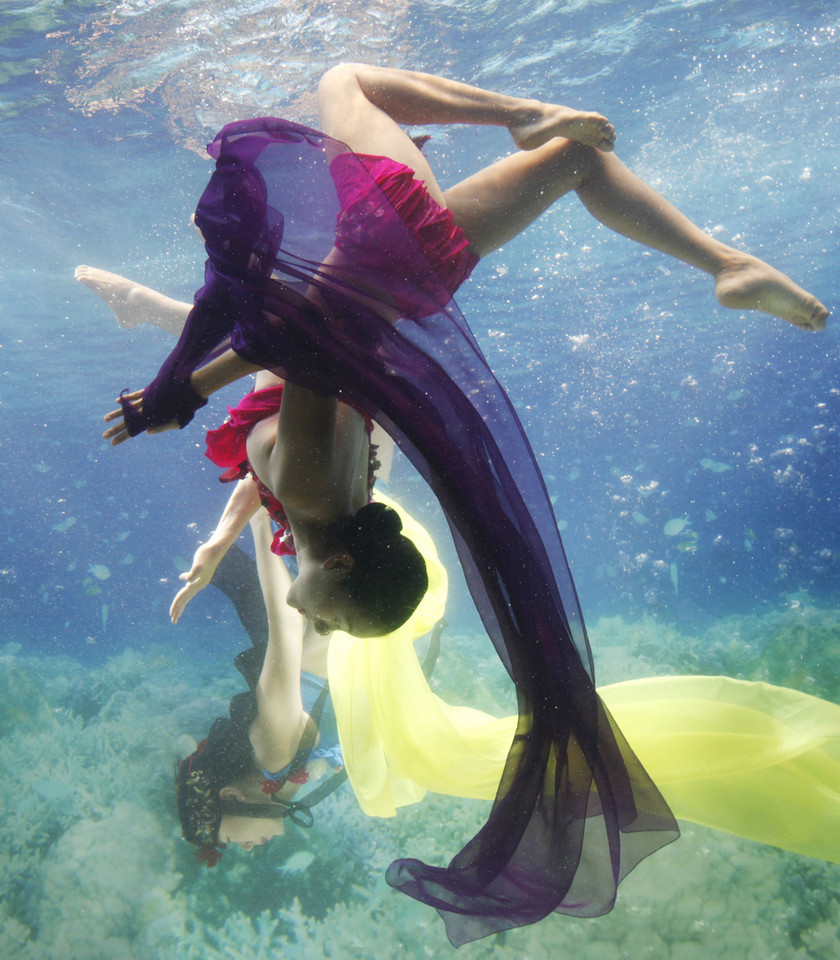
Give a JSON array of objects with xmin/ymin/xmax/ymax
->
[
  {"xmin": 564, "ymin": 139, "xmax": 601, "ymax": 165},
  {"xmin": 318, "ymin": 64, "xmax": 377, "ymax": 137},
  {"xmin": 318, "ymin": 63, "xmax": 366, "ymax": 99},
  {"xmin": 546, "ymin": 139, "xmax": 604, "ymax": 182}
]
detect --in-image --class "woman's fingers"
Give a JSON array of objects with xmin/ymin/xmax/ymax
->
[
  {"xmin": 102, "ymin": 418, "xmax": 131, "ymax": 445},
  {"xmin": 170, "ymin": 575, "xmax": 204, "ymax": 623},
  {"xmin": 169, "ymin": 587, "xmax": 189, "ymax": 623},
  {"xmin": 102, "ymin": 389, "xmax": 177, "ymax": 442},
  {"xmin": 103, "ymin": 389, "xmax": 141, "ymax": 443},
  {"xmin": 170, "ymin": 576, "xmax": 199, "ymax": 623}
]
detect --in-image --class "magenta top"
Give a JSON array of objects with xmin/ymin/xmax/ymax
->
[
  {"xmin": 205, "ymin": 384, "xmax": 296, "ymax": 556},
  {"xmin": 331, "ymin": 152, "xmax": 478, "ymax": 316}
]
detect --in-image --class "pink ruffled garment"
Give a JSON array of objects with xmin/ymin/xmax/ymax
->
[
  {"xmin": 331, "ymin": 153, "xmax": 479, "ymax": 317},
  {"xmin": 205, "ymin": 385, "xmax": 296, "ymax": 556}
]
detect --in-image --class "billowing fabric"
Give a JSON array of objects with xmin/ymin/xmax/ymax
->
[
  {"xmin": 332, "ymin": 562, "xmax": 840, "ymax": 863},
  {"xmin": 600, "ymin": 675, "xmax": 840, "ymax": 862},
  {"xmin": 329, "ymin": 492, "xmax": 489, "ymax": 812},
  {"xmin": 124, "ymin": 118, "xmax": 677, "ymax": 944}
]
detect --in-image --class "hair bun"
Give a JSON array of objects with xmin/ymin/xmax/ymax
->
[
  {"xmin": 342, "ymin": 502, "xmax": 402, "ymax": 555},
  {"xmin": 363, "ymin": 502, "xmax": 402, "ymax": 539},
  {"xmin": 337, "ymin": 502, "xmax": 428, "ymax": 634}
]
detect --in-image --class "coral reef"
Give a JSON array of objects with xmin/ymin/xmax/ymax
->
[
  {"xmin": 2, "ymin": 607, "xmax": 840, "ymax": 959},
  {"xmin": 618, "ymin": 601, "xmax": 840, "ymax": 702}
]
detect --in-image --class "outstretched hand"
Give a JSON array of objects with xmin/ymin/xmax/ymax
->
[
  {"xmin": 170, "ymin": 540, "xmax": 227, "ymax": 624},
  {"xmin": 103, "ymin": 390, "xmax": 178, "ymax": 445}
]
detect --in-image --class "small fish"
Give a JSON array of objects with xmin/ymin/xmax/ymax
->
[
  {"xmin": 53, "ymin": 517, "xmax": 77, "ymax": 533},
  {"xmin": 88, "ymin": 564, "xmax": 110, "ymax": 580},
  {"xmin": 277, "ymin": 851, "xmax": 315, "ymax": 875},
  {"xmin": 664, "ymin": 517, "xmax": 690, "ymax": 537}
]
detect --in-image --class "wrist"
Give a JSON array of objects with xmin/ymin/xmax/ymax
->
[
  {"xmin": 192, "ymin": 350, "xmax": 262, "ymax": 400},
  {"xmin": 190, "ymin": 367, "xmax": 213, "ymax": 401},
  {"xmin": 205, "ymin": 528, "xmax": 236, "ymax": 553}
]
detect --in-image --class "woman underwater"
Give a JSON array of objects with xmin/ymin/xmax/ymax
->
[
  {"xmin": 99, "ymin": 64, "xmax": 827, "ymax": 636},
  {"xmin": 94, "ymin": 64, "xmax": 828, "ymax": 943},
  {"xmin": 175, "ymin": 478, "xmax": 451, "ymax": 862}
]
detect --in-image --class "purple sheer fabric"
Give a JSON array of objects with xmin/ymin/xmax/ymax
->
[{"xmin": 125, "ymin": 118, "xmax": 677, "ymax": 943}]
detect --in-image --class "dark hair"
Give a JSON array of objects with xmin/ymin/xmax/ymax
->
[
  {"xmin": 338, "ymin": 502, "xmax": 428, "ymax": 635},
  {"xmin": 176, "ymin": 696, "xmax": 260, "ymax": 864}
]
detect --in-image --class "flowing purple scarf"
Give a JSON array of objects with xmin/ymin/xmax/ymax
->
[{"xmin": 122, "ymin": 118, "xmax": 677, "ymax": 944}]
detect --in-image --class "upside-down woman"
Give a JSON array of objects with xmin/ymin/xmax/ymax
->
[{"xmin": 96, "ymin": 64, "xmax": 827, "ymax": 943}]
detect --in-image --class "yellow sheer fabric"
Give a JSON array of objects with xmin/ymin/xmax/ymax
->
[
  {"xmin": 328, "ymin": 492, "xmax": 513, "ymax": 812},
  {"xmin": 601, "ymin": 675, "xmax": 840, "ymax": 862},
  {"xmin": 328, "ymin": 495, "xmax": 840, "ymax": 863}
]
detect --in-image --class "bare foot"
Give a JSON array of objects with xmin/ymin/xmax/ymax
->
[
  {"xmin": 75, "ymin": 265, "xmax": 191, "ymax": 334},
  {"xmin": 714, "ymin": 255, "xmax": 829, "ymax": 331},
  {"xmin": 511, "ymin": 102, "xmax": 616, "ymax": 152}
]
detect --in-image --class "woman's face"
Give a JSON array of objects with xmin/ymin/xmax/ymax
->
[
  {"xmin": 286, "ymin": 557, "xmax": 378, "ymax": 637},
  {"xmin": 218, "ymin": 813, "xmax": 284, "ymax": 851}
]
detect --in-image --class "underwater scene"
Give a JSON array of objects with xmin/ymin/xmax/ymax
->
[{"xmin": 2, "ymin": 0, "xmax": 840, "ymax": 957}]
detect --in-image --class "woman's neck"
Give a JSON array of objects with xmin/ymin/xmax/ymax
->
[{"xmin": 287, "ymin": 516, "xmax": 348, "ymax": 560}]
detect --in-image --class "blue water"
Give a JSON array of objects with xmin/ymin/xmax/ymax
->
[{"xmin": 2, "ymin": 2, "xmax": 840, "ymax": 958}]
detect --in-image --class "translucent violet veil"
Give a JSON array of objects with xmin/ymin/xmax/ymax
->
[{"xmin": 123, "ymin": 119, "xmax": 678, "ymax": 944}]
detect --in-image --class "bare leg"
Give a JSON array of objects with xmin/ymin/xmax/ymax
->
[
  {"xmin": 444, "ymin": 140, "xmax": 828, "ymax": 331},
  {"xmin": 317, "ymin": 63, "xmax": 615, "ymax": 207},
  {"xmin": 318, "ymin": 65, "xmax": 825, "ymax": 331},
  {"xmin": 75, "ymin": 265, "xmax": 192, "ymax": 334}
]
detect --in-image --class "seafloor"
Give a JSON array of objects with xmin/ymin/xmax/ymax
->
[{"xmin": 3, "ymin": 606, "xmax": 840, "ymax": 960}]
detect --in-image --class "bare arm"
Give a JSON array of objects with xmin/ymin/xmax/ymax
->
[
  {"xmin": 247, "ymin": 510, "xmax": 310, "ymax": 774},
  {"xmin": 192, "ymin": 349, "xmax": 263, "ymax": 398},
  {"xmin": 170, "ymin": 477, "xmax": 262, "ymax": 624}
]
